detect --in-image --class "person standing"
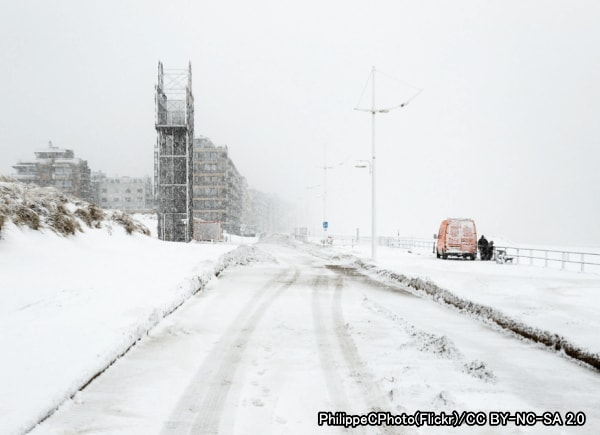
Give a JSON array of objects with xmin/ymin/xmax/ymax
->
[
  {"xmin": 478, "ymin": 235, "xmax": 488, "ymax": 260},
  {"xmin": 485, "ymin": 240, "xmax": 495, "ymax": 261}
]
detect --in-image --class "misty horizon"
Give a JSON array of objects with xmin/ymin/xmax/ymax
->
[{"xmin": 1, "ymin": 1, "xmax": 598, "ymax": 246}]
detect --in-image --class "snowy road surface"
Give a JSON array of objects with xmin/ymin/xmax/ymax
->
[{"xmin": 31, "ymin": 242, "xmax": 600, "ymax": 434}]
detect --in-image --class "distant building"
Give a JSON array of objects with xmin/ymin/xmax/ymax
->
[
  {"xmin": 192, "ymin": 136, "xmax": 248, "ymax": 236},
  {"xmin": 245, "ymin": 189, "xmax": 292, "ymax": 235},
  {"xmin": 93, "ymin": 172, "xmax": 153, "ymax": 211},
  {"xmin": 12, "ymin": 141, "xmax": 92, "ymax": 201},
  {"xmin": 245, "ymin": 188, "xmax": 269, "ymax": 235}
]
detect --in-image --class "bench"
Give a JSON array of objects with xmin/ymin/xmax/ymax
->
[{"xmin": 495, "ymin": 249, "xmax": 514, "ymax": 264}]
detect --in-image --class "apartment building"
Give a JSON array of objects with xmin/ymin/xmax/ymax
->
[
  {"xmin": 93, "ymin": 172, "xmax": 153, "ymax": 211},
  {"xmin": 12, "ymin": 141, "xmax": 92, "ymax": 201},
  {"xmin": 192, "ymin": 136, "xmax": 247, "ymax": 236}
]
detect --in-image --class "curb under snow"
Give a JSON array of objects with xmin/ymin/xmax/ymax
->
[{"xmin": 26, "ymin": 244, "xmax": 266, "ymax": 434}]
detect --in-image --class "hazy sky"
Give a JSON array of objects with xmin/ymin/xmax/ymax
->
[{"xmin": 1, "ymin": 1, "xmax": 599, "ymax": 246}]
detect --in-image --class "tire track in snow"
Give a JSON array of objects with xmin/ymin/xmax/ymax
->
[
  {"xmin": 358, "ymin": 293, "xmax": 497, "ymax": 383},
  {"xmin": 311, "ymin": 273, "xmax": 357, "ymax": 433},
  {"xmin": 329, "ymin": 274, "xmax": 406, "ymax": 435},
  {"xmin": 161, "ymin": 266, "xmax": 300, "ymax": 435}
]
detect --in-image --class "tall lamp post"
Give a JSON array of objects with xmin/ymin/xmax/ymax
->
[{"xmin": 355, "ymin": 66, "xmax": 421, "ymax": 260}]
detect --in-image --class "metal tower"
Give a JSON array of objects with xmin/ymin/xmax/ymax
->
[{"xmin": 154, "ymin": 61, "xmax": 194, "ymax": 242}]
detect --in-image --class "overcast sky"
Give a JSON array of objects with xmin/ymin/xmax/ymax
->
[{"xmin": 1, "ymin": 1, "xmax": 599, "ymax": 246}]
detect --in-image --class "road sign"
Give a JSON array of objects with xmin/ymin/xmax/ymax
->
[{"xmin": 323, "ymin": 221, "xmax": 329, "ymax": 229}]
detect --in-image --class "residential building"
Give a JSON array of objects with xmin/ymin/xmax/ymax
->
[
  {"xmin": 94, "ymin": 172, "xmax": 153, "ymax": 211},
  {"xmin": 12, "ymin": 141, "xmax": 92, "ymax": 201},
  {"xmin": 192, "ymin": 136, "xmax": 247, "ymax": 236}
]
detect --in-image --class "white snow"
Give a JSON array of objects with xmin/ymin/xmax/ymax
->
[
  {"xmin": 0, "ymin": 221, "xmax": 248, "ymax": 435},
  {"xmin": 320, "ymin": 240, "xmax": 600, "ymax": 356},
  {"xmin": 2, "ymin": 226, "xmax": 600, "ymax": 434},
  {"xmin": 27, "ymin": 241, "xmax": 600, "ymax": 434}
]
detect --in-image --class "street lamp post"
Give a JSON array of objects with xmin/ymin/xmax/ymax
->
[
  {"xmin": 323, "ymin": 144, "xmax": 329, "ymax": 244},
  {"xmin": 370, "ymin": 66, "xmax": 377, "ymax": 260},
  {"xmin": 355, "ymin": 66, "xmax": 422, "ymax": 260}
]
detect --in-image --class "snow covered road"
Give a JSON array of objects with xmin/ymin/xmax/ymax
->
[{"xmin": 31, "ymin": 242, "xmax": 600, "ymax": 434}]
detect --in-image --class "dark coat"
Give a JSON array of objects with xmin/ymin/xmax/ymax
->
[{"xmin": 478, "ymin": 236, "xmax": 488, "ymax": 251}]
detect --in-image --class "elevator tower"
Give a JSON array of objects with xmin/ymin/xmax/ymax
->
[{"xmin": 154, "ymin": 61, "xmax": 194, "ymax": 241}]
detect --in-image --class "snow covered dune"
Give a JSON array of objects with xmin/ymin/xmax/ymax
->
[
  {"xmin": 0, "ymin": 179, "xmax": 149, "ymax": 238},
  {"xmin": 0, "ymin": 180, "xmax": 260, "ymax": 434}
]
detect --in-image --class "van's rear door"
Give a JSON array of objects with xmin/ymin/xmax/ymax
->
[
  {"xmin": 446, "ymin": 219, "xmax": 476, "ymax": 253},
  {"xmin": 446, "ymin": 220, "xmax": 462, "ymax": 250},
  {"xmin": 460, "ymin": 220, "xmax": 476, "ymax": 252}
]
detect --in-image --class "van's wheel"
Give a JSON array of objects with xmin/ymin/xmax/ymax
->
[
  {"xmin": 442, "ymin": 253, "xmax": 448, "ymax": 260},
  {"xmin": 436, "ymin": 251, "xmax": 440, "ymax": 258},
  {"xmin": 470, "ymin": 254, "xmax": 476, "ymax": 260}
]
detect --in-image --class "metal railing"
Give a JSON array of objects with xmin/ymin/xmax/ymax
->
[
  {"xmin": 376, "ymin": 237, "xmax": 600, "ymax": 273},
  {"xmin": 495, "ymin": 246, "xmax": 600, "ymax": 273},
  {"xmin": 318, "ymin": 234, "xmax": 359, "ymax": 247},
  {"xmin": 380, "ymin": 237, "xmax": 435, "ymax": 251},
  {"xmin": 315, "ymin": 235, "xmax": 434, "ymax": 250},
  {"xmin": 309, "ymin": 234, "xmax": 600, "ymax": 274}
]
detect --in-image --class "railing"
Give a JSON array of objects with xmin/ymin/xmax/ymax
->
[
  {"xmin": 380, "ymin": 237, "xmax": 435, "ymax": 252},
  {"xmin": 376, "ymin": 237, "xmax": 600, "ymax": 273},
  {"xmin": 318, "ymin": 234, "xmax": 357, "ymax": 247},
  {"xmin": 495, "ymin": 246, "xmax": 600, "ymax": 273},
  {"xmin": 319, "ymin": 235, "xmax": 436, "ymax": 251},
  {"xmin": 309, "ymin": 234, "xmax": 600, "ymax": 274}
]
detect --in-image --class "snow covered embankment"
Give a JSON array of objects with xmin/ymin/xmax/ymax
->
[
  {"xmin": 0, "ymin": 177, "xmax": 149, "ymax": 238},
  {"xmin": 0, "ymin": 179, "xmax": 269, "ymax": 435}
]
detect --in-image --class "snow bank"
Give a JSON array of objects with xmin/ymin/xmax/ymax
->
[
  {"xmin": 359, "ymin": 261, "xmax": 600, "ymax": 371},
  {"xmin": 0, "ymin": 215, "xmax": 265, "ymax": 434},
  {"xmin": 299, "ymin": 241, "xmax": 600, "ymax": 371}
]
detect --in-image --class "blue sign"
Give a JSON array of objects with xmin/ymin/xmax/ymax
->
[{"xmin": 323, "ymin": 221, "xmax": 329, "ymax": 229}]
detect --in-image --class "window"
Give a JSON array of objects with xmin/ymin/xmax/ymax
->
[
  {"xmin": 201, "ymin": 199, "xmax": 222, "ymax": 209},
  {"xmin": 137, "ymin": 188, "xmax": 143, "ymax": 193},
  {"xmin": 204, "ymin": 151, "xmax": 218, "ymax": 161},
  {"xmin": 125, "ymin": 197, "xmax": 131, "ymax": 202}
]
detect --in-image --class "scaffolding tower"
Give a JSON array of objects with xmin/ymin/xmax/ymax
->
[{"xmin": 154, "ymin": 61, "xmax": 194, "ymax": 242}]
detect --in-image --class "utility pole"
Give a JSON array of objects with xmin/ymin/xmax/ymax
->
[
  {"xmin": 322, "ymin": 143, "xmax": 331, "ymax": 243},
  {"xmin": 323, "ymin": 143, "xmax": 327, "ymax": 229},
  {"xmin": 371, "ymin": 66, "xmax": 377, "ymax": 259},
  {"xmin": 355, "ymin": 66, "xmax": 422, "ymax": 260}
]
